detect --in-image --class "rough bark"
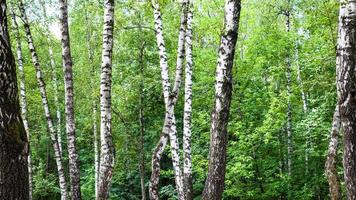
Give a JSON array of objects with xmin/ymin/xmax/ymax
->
[
  {"xmin": 98, "ymin": 0, "xmax": 115, "ymax": 199},
  {"xmin": 38, "ymin": 0, "xmax": 63, "ymax": 155},
  {"xmin": 0, "ymin": 1, "xmax": 29, "ymax": 198},
  {"xmin": 138, "ymin": 44, "xmax": 147, "ymax": 200},
  {"xmin": 202, "ymin": 0, "xmax": 241, "ymax": 199},
  {"xmin": 183, "ymin": 4, "xmax": 194, "ymax": 200},
  {"xmin": 149, "ymin": 1, "xmax": 188, "ymax": 199},
  {"xmin": 325, "ymin": 106, "xmax": 342, "ymax": 200},
  {"xmin": 10, "ymin": 9, "xmax": 33, "ymax": 200},
  {"xmin": 58, "ymin": 0, "xmax": 82, "ymax": 199},
  {"xmin": 336, "ymin": 1, "xmax": 356, "ymax": 199},
  {"xmin": 18, "ymin": 1, "xmax": 68, "ymax": 199}
]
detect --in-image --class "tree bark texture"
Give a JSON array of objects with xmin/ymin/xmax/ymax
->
[
  {"xmin": 325, "ymin": 106, "xmax": 342, "ymax": 200},
  {"xmin": 183, "ymin": 3, "xmax": 194, "ymax": 200},
  {"xmin": 0, "ymin": 1, "xmax": 29, "ymax": 199},
  {"xmin": 98, "ymin": 0, "xmax": 115, "ymax": 199},
  {"xmin": 58, "ymin": 0, "xmax": 82, "ymax": 199},
  {"xmin": 336, "ymin": 1, "xmax": 356, "ymax": 199},
  {"xmin": 10, "ymin": 9, "xmax": 33, "ymax": 200},
  {"xmin": 202, "ymin": 1, "xmax": 241, "ymax": 199}
]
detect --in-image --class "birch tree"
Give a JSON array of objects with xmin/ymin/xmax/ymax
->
[
  {"xmin": 0, "ymin": 0, "xmax": 29, "ymax": 199},
  {"xmin": 98, "ymin": 0, "xmax": 115, "ymax": 199},
  {"xmin": 18, "ymin": 1, "xmax": 68, "ymax": 199},
  {"xmin": 58, "ymin": 0, "xmax": 82, "ymax": 199},
  {"xmin": 85, "ymin": 7, "xmax": 100, "ymax": 198},
  {"xmin": 38, "ymin": 0, "xmax": 63, "ymax": 155},
  {"xmin": 183, "ymin": 3, "xmax": 194, "ymax": 200},
  {"xmin": 10, "ymin": 9, "xmax": 33, "ymax": 200},
  {"xmin": 336, "ymin": 0, "xmax": 356, "ymax": 199},
  {"xmin": 149, "ymin": 0, "xmax": 188, "ymax": 199},
  {"xmin": 202, "ymin": 0, "xmax": 241, "ymax": 199},
  {"xmin": 325, "ymin": 106, "xmax": 342, "ymax": 200}
]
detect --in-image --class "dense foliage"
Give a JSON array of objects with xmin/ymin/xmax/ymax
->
[{"xmin": 9, "ymin": 0, "xmax": 341, "ymax": 199}]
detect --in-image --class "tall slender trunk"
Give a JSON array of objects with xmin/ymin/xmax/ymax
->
[
  {"xmin": 183, "ymin": 4, "xmax": 193, "ymax": 200},
  {"xmin": 58, "ymin": 0, "xmax": 81, "ymax": 199},
  {"xmin": 10, "ymin": 10, "xmax": 33, "ymax": 200},
  {"xmin": 295, "ymin": 42, "xmax": 310, "ymax": 175},
  {"xmin": 98, "ymin": 1, "xmax": 115, "ymax": 199},
  {"xmin": 149, "ymin": 1, "xmax": 188, "ymax": 199},
  {"xmin": 39, "ymin": 0, "xmax": 63, "ymax": 155},
  {"xmin": 138, "ymin": 44, "xmax": 147, "ymax": 200},
  {"xmin": 336, "ymin": 1, "xmax": 356, "ymax": 199},
  {"xmin": 285, "ymin": 8, "xmax": 293, "ymax": 179},
  {"xmin": 85, "ymin": 8, "xmax": 100, "ymax": 199},
  {"xmin": 202, "ymin": 1, "xmax": 241, "ymax": 199},
  {"xmin": 325, "ymin": 106, "xmax": 342, "ymax": 200},
  {"xmin": 18, "ymin": 1, "xmax": 68, "ymax": 199},
  {"xmin": 0, "ymin": 1, "xmax": 29, "ymax": 199}
]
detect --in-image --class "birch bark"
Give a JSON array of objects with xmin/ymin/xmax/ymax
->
[
  {"xmin": 149, "ymin": 1, "xmax": 188, "ymax": 199},
  {"xmin": 202, "ymin": 0, "xmax": 241, "ymax": 199},
  {"xmin": 325, "ymin": 106, "xmax": 342, "ymax": 200},
  {"xmin": 0, "ymin": 1, "xmax": 29, "ymax": 198},
  {"xmin": 98, "ymin": 0, "xmax": 115, "ymax": 199},
  {"xmin": 18, "ymin": 1, "xmax": 68, "ymax": 199},
  {"xmin": 39, "ymin": 0, "xmax": 63, "ymax": 155},
  {"xmin": 183, "ymin": 4, "xmax": 194, "ymax": 200},
  {"xmin": 58, "ymin": 0, "xmax": 81, "ymax": 199},
  {"xmin": 336, "ymin": 1, "xmax": 356, "ymax": 199},
  {"xmin": 10, "ymin": 10, "xmax": 33, "ymax": 200}
]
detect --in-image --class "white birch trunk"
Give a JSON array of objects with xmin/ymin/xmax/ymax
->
[
  {"xmin": 183, "ymin": 4, "xmax": 193, "ymax": 200},
  {"xmin": 18, "ymin": 1, "xmax": 68, "ymax": 199},
  {"xmin": 38, "ymin": 0, "xmax": 63, "ymax": 155},
  {"xmin": 98, "ymin": 1, "xmax": 115, "ymax": 199},
  {"xmin": 336, "ymin": 1, "xmax": 356, "ymax": 198},
  {"xmin": 149, "ymin": 1, "xmax": 188, "ymax": 199},
  {"xmin": 202, "ymin": 1, "xmax": 241, "ymax": 199},
  {"xmin": 10, "ymin": 10, "xmax": 33, "ymax": 200},
  {"xmin": 58, "ymin": 0, "xmax": 82, "ymax": 199}
]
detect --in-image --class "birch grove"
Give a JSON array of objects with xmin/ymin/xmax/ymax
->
[
  {"xmin": 202, "ymin": 0, "xmax": 241, "ymax": 199},
  {"xmin": 0, "ymin": 0, "xmax": 29, "ymax": 198},
  {"xmin": 98, "ymin": 0, "xmax": 115, "ymax": 199},
  {"xmin": 18, "ymin": 1, "xmax": 68, "ymax": 199},
  {"xmin": 0, "ymin": 0, "xmax": 353, "ymax": 199}
]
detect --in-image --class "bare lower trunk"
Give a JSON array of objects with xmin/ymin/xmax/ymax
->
[
  {"xmin": 325, "ymin": 106, "xmax": 342, "ymax": 200},
  {"xmin": 202, "ymin": 1, "xmax": 241, "ymax": 199},
  {"xmin": 18, "ymin": 1, "xmax": 68, "ymax": 199},
  {"xmin": 10, "ymin": 10, "xmax": 33, "ymax": 200},
  {"xmin": 39, "ymin": 0, "xmax": 63, "ymax": 156},
  {"xmin": 183, "ymin": 4, "xmax": 194, "ymax": 200},
  {"xmin": 58, "ymin": 0, "xmax": 81, "ymax": 199},
  {"xmin": 0, "ymin": 1, "xmax": 29, "ymax": 198},
  {"xmin": 98, "ymin": 1, "xmax": 115, "ymax": 199},
  {"xmin": 336, "ymin": 1, "xmax": 356, "ymax": 199}
]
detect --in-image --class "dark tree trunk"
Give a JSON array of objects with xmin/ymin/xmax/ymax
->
[
  {"xmin": 202, "ymin": 1, "xmax": 241, "ymax": 199},
  {"xmin": 336, "ymin": 1, "xmax": 356, "ymax": 199},
  {"xmin": 0, "ymin": 0, "xmax": 29, "ymax": 199}
]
